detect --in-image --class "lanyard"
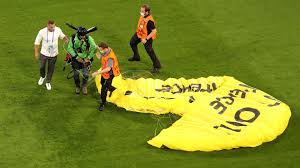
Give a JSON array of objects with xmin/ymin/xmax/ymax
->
[{"xmin": 46, "ymin": 29, "xmax": 55, "ymax": 43}]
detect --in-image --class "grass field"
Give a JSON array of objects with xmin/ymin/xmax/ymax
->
[{"xmin": 0, "ymin": 0, "xmax": 299, "ymax": 167}]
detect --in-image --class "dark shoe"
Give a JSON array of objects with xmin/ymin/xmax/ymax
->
[
  {"xmin": 82, "ymin": 86, "xmax": 88, "ymax": 95},
  {"xmin": 98, "ymin": 103, "xmax": 105, "ymax": 111},
  {"xmin": 109, "ymin": 88, "xmax": 116, "ymax": 97},
  {"xmin": 151, "ymin": 68, "xmax": 160, "ymax": 74},
  {"xmin": 128, "ymin": 56, "xmax": 140, "ymax": 61},
  {"xmin": 75, "ymin": 87, "xmax": 80, "ymax": 94}
]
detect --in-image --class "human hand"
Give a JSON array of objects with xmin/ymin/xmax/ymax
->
[
  {"xmin": 77, "ymin": 58, "xmax": 83, "ymax": 63},
  {"xmin": 92, "ymin": 71, "xmax": 99, "ymax": 78},
  {"xmin": 141, "ymin": 39, "xmax": 147, "ymax": 44},
  {"xmin": 84, "ymin": 59, "xmax": 90, "ymax": 63},
  {"xmin": 34, "ymin": 52, "xmax": 39, "ymax": 60}
]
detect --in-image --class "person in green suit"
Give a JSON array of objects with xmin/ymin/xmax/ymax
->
[{"xmin": 66, "ymin": 25, "xmax": 97, "ymax": 95}]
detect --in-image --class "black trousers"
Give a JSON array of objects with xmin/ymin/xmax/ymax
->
[
  {"xmin": 40, "ymin": 54, "xmax": 57, "ymax": 83},
  {"xmin": 71, "ymin": 58, "xmax": 89, "ymax": 87},
  {"xmin": 130, "ymin": 33, "xmax": 161, "ymax": 68},
  {"xmin": 100, "ymin": 75, "xmax": 116, "ymax": 104}
]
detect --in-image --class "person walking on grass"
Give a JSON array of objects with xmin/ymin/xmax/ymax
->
[
  {"xmin": 66, "ymin": 26, "xmax": 97, "ymax": 95},
  {"xmin": 92, "ymin": 42, "xmax": 120, "ymax": 111},
  {"xmin": 34, "ymin": 20, "xmax": 68, "ymax": 90},
  {"xmin": 128, "ymin": 4, "xmax": 161, "ymax": 74}
]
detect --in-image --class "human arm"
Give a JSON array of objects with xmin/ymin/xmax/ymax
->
[
  {"xmin": 92, "ymin": 59, "xmax": 113, "ymax": 77},
  {"xmin": 59, "ymin": 28, "xmax": 69, "ymax": 44},
  {"xmin": 142, "ymin": 20, "xmax": 157, "ymax": 44},
  {"xmin": 34, "ymin": 30, "xmax": 42, "ymax": 60},
  {"xmin": 67, "ymin": 36, "xmax": 77, "ymax": 57},
  {"xmin": 87, "ymin": 36, "xmax": 97, "ymax": 59}
]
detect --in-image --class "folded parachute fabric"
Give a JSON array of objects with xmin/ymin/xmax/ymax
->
[{"xmin": 95, "ymin": 74, "xmax": 291, "ymax": 152}]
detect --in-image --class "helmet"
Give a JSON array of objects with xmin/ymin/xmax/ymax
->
[
  {"xmin": 66, "ymin": 23, "xmax": 98, "ymax": 36},
  {"xmin": 77, "ymin": 27, "xmax": 88, "ymax": 36}
]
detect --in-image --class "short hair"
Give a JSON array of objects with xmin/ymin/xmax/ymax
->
[
  {"xmin": 141, "ymin": 4, "xmax": 150, "ymax": 13},
  {"xmin": 98, "ymin": 42, "xmax": 109, "ymax": 49},
  {"xmin": 48, "ymin": 20, "xmax": 55, "ymax": 25}
]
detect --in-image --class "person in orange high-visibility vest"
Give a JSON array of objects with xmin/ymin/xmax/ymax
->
[
  {"xmin": 92, "ymin": 42, "xmax": 120, "ymax": 111},
  {"xmin": 128, "ymin": 4, "xmax": 161, "ymax": 74}
]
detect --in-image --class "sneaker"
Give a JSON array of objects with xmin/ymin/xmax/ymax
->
[
  {"xmin": 98, "ymin": 103, "xmax": 105, "ymax": 111},
  {"xmin": 75, "ymin": 87, "xmax": 80, "ymax": 94},
  {"xmin": 45, "ymin": 83, "xmax": 51, "ymax": 90},
  {"xmin": 38, "ymin": 77, "xmax": 45, "ymax": 86},
  {"xmin": 82, "ymin": 86, "xmax": 88, "ymax": 95},
  {"xmin": 128, "ymin": 56, "xmax": 140, "ymax": 61}
]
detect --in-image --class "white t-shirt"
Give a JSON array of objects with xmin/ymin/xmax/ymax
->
[{"xmin": 34, "ymin": 27, "xmax": 66, "ymax": 57}]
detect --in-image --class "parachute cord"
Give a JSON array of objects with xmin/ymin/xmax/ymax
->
[
  {"xmin": 121, "ymin": 69, "xmax": 156, "ymax": 106},
  {"xmin": 121, "ymin": 69, "xmax": 154, "ymax": 80},
  {"xmin": 151, "ymin": 112, "xmax": 180, "ymax": 136},
  {"xmin": 121, "ymin": 70, "xmax": 176, "ymax": 136}
]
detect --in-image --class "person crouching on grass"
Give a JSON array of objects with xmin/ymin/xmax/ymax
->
[{"xmin": 92, "ymin": 42, "xmax": 120, "ymax": 111}]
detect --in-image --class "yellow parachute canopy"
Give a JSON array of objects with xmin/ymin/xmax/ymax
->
[{"xmin": 95, "ymin": 74, "xmax": 291, "ymax": 152}]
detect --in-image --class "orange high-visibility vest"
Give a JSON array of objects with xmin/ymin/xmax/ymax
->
[
  {"xmin": 101, "ymin": 48, "xmax": 120, "ymax": 79},
  {"xmin": 136, "ymin": 15, "xmax": 157, "ymax": 40}
]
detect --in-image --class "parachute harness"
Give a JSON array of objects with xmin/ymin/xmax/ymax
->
[{"xmin": 62, "ymin": 43, "xmax": 95, "ymax": 87}]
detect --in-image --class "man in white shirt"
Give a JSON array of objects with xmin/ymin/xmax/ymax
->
[{"xmin": 34, "ymin": 20, "xmax": 68, "ymax": 90}]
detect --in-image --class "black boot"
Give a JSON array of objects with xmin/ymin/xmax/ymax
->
[{"xmin": 98, "ymin": 103, "xmax": 105, "ymax": 111}]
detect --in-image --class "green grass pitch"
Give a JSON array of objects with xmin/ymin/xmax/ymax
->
[{"xmin": 0, "ymin": 0, "xmax": 299, "ymax": 167}]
